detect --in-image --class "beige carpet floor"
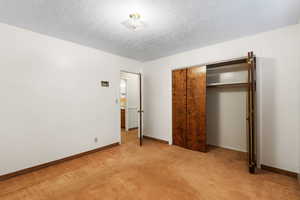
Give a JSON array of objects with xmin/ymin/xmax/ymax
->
[{"xmin": 0, "ymin": 130, "xmax": 299, "ymax": 200}]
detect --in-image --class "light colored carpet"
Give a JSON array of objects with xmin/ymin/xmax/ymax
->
[
  {"xmin": 121, "ymin": 128, "xmax": 139, "ymax": 145},
  {"xmin": 0, "ymin": 130, "xmax": 299, "ymax": 200}
]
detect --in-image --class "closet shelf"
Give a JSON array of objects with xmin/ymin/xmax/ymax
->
[{"xmin": 207, "ymin": 82, "xmax": 249, "ymax": 88}]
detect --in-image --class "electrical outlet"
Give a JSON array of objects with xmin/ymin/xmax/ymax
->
[{"xmin": 94, "ymin": 137, "xmax": 98, "ymax": 143}]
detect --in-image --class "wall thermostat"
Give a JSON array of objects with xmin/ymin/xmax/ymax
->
[{"xmin": 101, "ymin": 81, "xmax": 109, "ymax": 87}]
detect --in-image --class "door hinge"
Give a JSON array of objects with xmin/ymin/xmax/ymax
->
[
  {"xmin": 249, "ymin": 162, "xmax": 256, "ymax": 167},
  {"xmin": 247, "ymin": 58, "xmax": 254, "ymax": 64}
]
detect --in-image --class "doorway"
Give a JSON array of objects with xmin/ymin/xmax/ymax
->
[{"xmin": 120, "ymin": 71, "xmax": 143, "ymax": 146}]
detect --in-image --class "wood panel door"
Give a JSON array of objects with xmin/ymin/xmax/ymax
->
[
  {"xmin": 172, "ymin": 69, "xmax": 187, "ymax": 147},
  {"xmin": 247, "ymin": 52, "xmax": 257, "ymax": 173},
  {"xmin": 186, "ymin": 66, "xmax": 207, "ymax": 152}
]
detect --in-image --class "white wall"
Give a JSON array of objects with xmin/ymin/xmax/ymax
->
[
  {"xmin": 142, "ymin": 24, "xmax": 300, "ymax": 173},
  {"xmin": 207, "ymin": 88, "xmax": 247, "ymax": 152},
  {"xmin": 0, "ymin": 23, "xmax": 142, "ymax": 176}
]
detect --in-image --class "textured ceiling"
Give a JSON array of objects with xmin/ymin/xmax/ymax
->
[{"xmin": 0, "ymin": 0, "xmax": 299, "ymax": 61}]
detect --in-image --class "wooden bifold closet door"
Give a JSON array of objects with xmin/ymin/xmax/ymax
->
[
  {"xmin": 172, "ymin": 69, "xmax": 187, "ymax": 147},
  {"xmin": 247, "ymin": 52, "xmax": 257, "ymax": 173},
  {"xmin": 172, "ymin": 66, "xmax": 207, "ymax": 152}
]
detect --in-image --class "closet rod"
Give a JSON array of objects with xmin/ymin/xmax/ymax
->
[{"xmin": 207, "ymin": 82, "xmax": 249, "ymax": 88}]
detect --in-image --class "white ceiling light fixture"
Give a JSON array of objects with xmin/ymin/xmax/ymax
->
[{"xmin": 122, "ymin": 13, "xmax": 146, "ymax": 31}]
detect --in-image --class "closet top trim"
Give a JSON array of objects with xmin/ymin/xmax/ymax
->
[{"xmin": 172, "ymin": 56, "xmax": 249, "ymax": 71}]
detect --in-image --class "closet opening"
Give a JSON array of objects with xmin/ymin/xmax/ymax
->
[{"xmin": 172, "ymin": 52, "xmax": 256, "ymax": 173}]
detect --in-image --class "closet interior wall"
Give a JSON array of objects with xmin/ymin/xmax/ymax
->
[{"xmin": 206, "ymin": 63, "xmax": 249, "ymax": 153}]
